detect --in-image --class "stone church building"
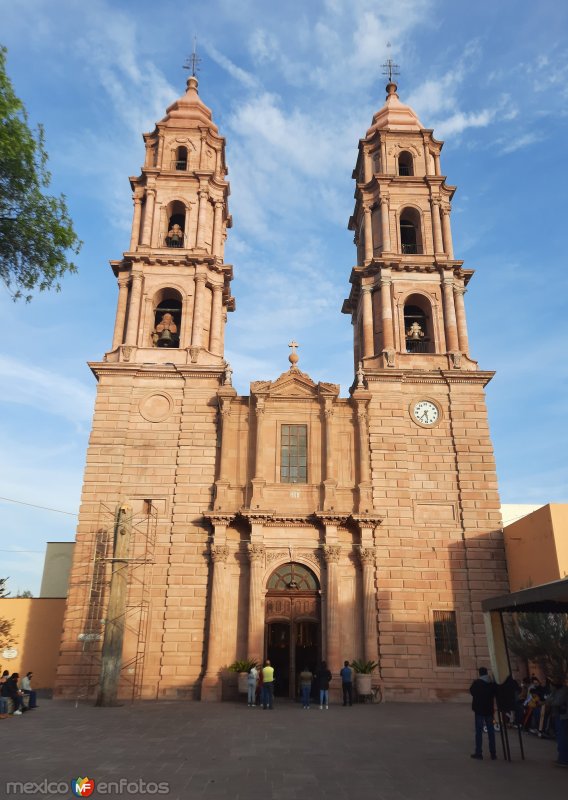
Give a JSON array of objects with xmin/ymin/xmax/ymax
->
[{"xmin": 55, "ymin": 72, "xmax": 508, "ymax": 703}]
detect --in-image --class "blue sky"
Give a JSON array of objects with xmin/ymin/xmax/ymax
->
[{"xmin": 1, "ymin": 0, "xmax": 567, "ymax": 594}]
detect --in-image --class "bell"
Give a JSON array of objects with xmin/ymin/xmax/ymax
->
[{"xmin": 157, "ymin": 328, "xmax": 173, "ymax": 347}]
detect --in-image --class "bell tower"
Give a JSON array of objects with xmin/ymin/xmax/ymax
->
[
  {"xmin": 342, "ymin": 77, "xmax": 471, "ymax": 372},
  {"xmin": 342, "ymin": 76, "xmax": 508, "ymax": 696},
  {"xmin": 108, "ymin": 73, "xmax": 234, "ymax": 366}
]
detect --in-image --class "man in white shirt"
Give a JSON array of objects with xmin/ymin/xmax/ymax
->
[{"xmin": 21, "ymin": 671, "xmax": 37, "ymax": 709}]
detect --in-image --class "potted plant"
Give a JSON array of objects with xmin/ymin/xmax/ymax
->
[
  {"xmin": 351, "ymin": 659, "xmax": 379, "ymax": 696},
  {"xmin": 228, "ymin": 658, "xmax": 259, "ymax": 694}
]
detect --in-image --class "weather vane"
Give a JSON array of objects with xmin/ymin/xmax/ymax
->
[
  {"xmin": 382, "ymin": 42, "xmax": 400, "ymax": 83},
  {"xmin": 183, "ymin": 36, "xmax": 202, "ymax": 77}
]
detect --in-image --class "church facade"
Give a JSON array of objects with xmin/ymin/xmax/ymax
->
[{"xmin": 55, "ymin": 73, "xmax": 508, "ymax": 703}]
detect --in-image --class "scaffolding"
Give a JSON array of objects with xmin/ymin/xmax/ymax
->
[{"xmin": 75, "ymin": 502, "xmax": 157, "ymax": 705}]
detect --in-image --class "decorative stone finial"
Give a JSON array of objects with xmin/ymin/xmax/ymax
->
[
  {"xmin": 356, "ymin": 361, "xmax": 365, "ymax": 388},
  {"xmin": 223, "ymin": 362, "xmax": 233, "ymax": 386},
  {"xmin": 288, "ymin": 339, "xmax": 299, "ymax": 369}
]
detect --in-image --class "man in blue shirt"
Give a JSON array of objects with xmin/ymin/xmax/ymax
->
[{"xmin": 340, "ymin": 661, "xmax": 353, "ymax": 707}]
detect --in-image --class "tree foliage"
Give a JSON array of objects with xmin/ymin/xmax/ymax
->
[
  {"xmin": 0, "ymin": 577, "xmax": 14, "ymax": 650},
  {"xmin": 506, "ymin": 612, "xmax": 568, "ymax": 684},
  {"xmin": 0, "ymin": 45, "xmax": 81, "ymax": 300}
]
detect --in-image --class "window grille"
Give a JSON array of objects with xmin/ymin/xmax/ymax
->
[
  {"xmin": 280, "ymin": 424, "xmax": 307, "ymax": 484},
  {"xmin": 433, "ymin": 610, "xmax": 460, "ymax": 667}
]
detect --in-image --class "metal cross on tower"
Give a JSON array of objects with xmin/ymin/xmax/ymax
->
[{"xmin": 183, "ymin": 36, "xmax": 202, "ymax": 77}]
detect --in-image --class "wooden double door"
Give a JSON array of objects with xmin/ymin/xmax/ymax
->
[{"xmin": 265, "ymin": 593, "xmax": 320, "ymax": 698}]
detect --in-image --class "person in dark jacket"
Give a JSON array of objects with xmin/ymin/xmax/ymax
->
[
  {"xmin": 470, "ymin": 667, "xmax": 496, "ymax": 760},
  {"xmin": 316, "ymin": 661, "xmax": 332, "ymax": 710},
  {"xmin": 1, "ymin": 672, "xmax": 27, "ymax": 715}
]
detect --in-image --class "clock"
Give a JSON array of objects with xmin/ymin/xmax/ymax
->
[{"xmin": 411, "ymin": 399, "xmax": 441, "ymax": 427}]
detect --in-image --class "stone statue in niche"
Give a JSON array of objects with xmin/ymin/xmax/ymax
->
[
  {"xmin": 153, "ymin": 313, "xmax": 179, "ymax": 348},
  {"xmin": 406, "ymin": 321, "xmax": 424, "ymax": 340}
]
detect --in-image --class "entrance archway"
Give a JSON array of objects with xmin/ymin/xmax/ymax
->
[{"xmin": 264, "ymin": 563, "xmax": 320, "ymax": 699}]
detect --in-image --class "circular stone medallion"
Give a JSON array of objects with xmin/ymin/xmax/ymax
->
[{"xmin": 139, "ymin": 392, "xmax": 173, "ymax": 422}]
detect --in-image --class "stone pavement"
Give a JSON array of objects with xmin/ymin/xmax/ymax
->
[{"xmin": 1, "ymin": 699, "xmax": 566, "ymax": 800}]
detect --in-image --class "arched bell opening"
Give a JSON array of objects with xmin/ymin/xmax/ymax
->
[
  {"xmin": 174, "ymin": 145, "xmax": 188, "ymax": 171},
  {"xmin": 404, "ymin": 295, "xmax": 434, "ymax": 354},
  {"xmin": 398, "ymin": 150, "xmax": 414, "ymax": 176},
  {"xmin": 399, "ymin": 206, "xmax": 423, "ymax": 255},
  {"xmin": 152, "ymin": 290, "xmax": 182, "ymax": 348},
  {"xmin": 164, "ymin": 200, "xmax": 186, "ymax": 248},
  {"xmin": 264, "ymin": 562, "xmax": 321, "ymax": 699}
]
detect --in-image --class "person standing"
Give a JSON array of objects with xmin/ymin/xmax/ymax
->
[
  {"xmin": 340, "ymin": 661, "xmax": 353, "ymax": 707},
  {"xmin": 550, "ymin": 681, "xmax": 568, "ymax": 767},
  {"xmin": 299, "ymin": 667, "xmax": 313, "ymax": 709},
  {"xmin": 21, "ymin": 672, "xmax": 37, "ymax": 709},
  {"xmin": 262, "ymin": 660, "xmax": 275, "ymax": 710},
  {"xmin": 317, "ymin": 661, "xmax": 332, "ymax": 710},
  {"xmin": 470, "ymin": 667, "xmax": 497, "ymax": 760},
  {"xmin": 247, "ymin": 664, "xmax": 258, "ymax": 707}
]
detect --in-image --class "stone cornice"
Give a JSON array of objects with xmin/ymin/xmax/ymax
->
[
  {"xmin": 363, "ymin": 369, "xmax": 495, "ymax": 387},
  {"xmin": 90, "ymin": 362, "xmax": 226, "ymax": 381}
]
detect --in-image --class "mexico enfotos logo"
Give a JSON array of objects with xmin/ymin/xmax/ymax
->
[{"xmin": 6, "ymin": 777, "xmax": 170, "ymax": 795}]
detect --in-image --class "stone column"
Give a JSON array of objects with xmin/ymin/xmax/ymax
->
[
  {"xmin": 247, "ymin": 544, "xmax": 265, "ymax": 660},
  {"xmin": 381, "ymin": 139, "xmax": 387, "ymax": 174},
  {"xmin": 202, "ymin": 544, "xmax": 229, "ymax": 700},
  {"xmin": 250, "ymin": 398, "xmax": 266, "ymax": 506},
  {"xmin": 356, "ymin": 402, "xmax": 370, "ymax": 485},
  {"xmin": 209, "ymin": 284, "xmax": 224, "ymax": 355},
  {"xmin": 363, "ymin": 205, "xmax": 373, "ymax": 262},
  {"xmin": 441, "ymin": 204, "xmax": 454, "ymax": 259},
  {"xmin": 323, "ymin": 399, "xmax": 337, "ymax": 511},
  {"xmin": 199, "ymin": 131, "xmax": 207, "ymax": 169},
  {"xmin": 218, "ymin": 398, "xmax": 231, "ymax": 484},
  {"xmin": 141, "ymin": 188, "xmax": 156, "ymax": 247},
  {"xmin": 379, "ymin": 277, "xmax": 394, "ymax": 353},
  {"xmin": 212, "ymin": 200, "xmax": 224, "ymax": 258},
  {"xmin": 360, "ymin": 548, "xmax": 379, "ymax": 665},
  {"xmin": 454, "ymin": 286, "xmax": 470, "ymax": 355},
  {"xmin": 157, "ymin": 134, "xmax": 165, "ymax": 167},
  {"xmin": 431, "ymin": 198, "xmax": 444, "ymax": 255},
  {"xmin": 191, "ymin": 274, "xmax": 207, "ymax": 348},
  {"xmin": 124, "ymin": 272, "xmax": 143, "ymax": 347},
  {"xmin": 442, "ymin": 274, "xmax": 460, "ymax": 353},
  {"xmin": 361, "ymin": 286, "xmax": 374, "ymax": 359},
  {"xmin": 188, "ymin": 200, "xmax": 199, "ymax": 249},
  {"xmin": 434, "ymin": 152, "xmax": 441, "ymax": 176},
  {"xmin": 362, "ymin": 146, "xmax": 372, "ymax": 183},
  {"xmin": 129, "ymin": 196, "xmax": 142, "ymax": 251},
  {"xmin": 323, "ymin": 545, "xmax": 341, "ymax": 675},
  {"xmin": 253, "ymin": 399, "xmax": 265, "ymax": 481},
  {"xmin": 196, "ymin": 189, "xmax": 209, "ymax": 250},
  {"xmin": 380, "ymin": 197, "xmax": 391, "ymax": 252},
  {"xmin": 111, "ymin": 275, "xmax": 130, "ymax": 350}
]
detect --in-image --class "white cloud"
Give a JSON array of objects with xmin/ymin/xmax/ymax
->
[
  {"xmin": 0, "ymin": 356, "xmax": 95, "ymax": 425},
  {"xmin": 498, "ymin": 132, "xmax": 543, "ymax": 154},
  {"xmin": 203, "ymin": 42, "xmax": 260, "ymax": 90}
]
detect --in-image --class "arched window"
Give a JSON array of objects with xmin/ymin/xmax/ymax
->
[
  {"xmin": 399, "ymin": 207, "xmax": 422, "ymax": 255},
  {"xmin": 164, "ymin": 201, "xmax": 186, "ymax": 248},
  {"xmin": 398, "ymin": 151, "xmax": 414, "ymax": 176},
  {"xmin": 152, "ymin": 291, "xmax": 182, "ymax": 348},
  {"xmin": 404, "ymin": 296, "xmax": 434, "ymax": 353},
  {"xmin": 266, "ymin": 563, "xmax": 319, "ymax": 591},
  {"xmin": 174, "ymin": 146, "xmax": 188, "ymax": 171}
]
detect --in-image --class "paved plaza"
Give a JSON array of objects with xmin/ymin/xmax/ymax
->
[{"xmin": 1, "ymin": 699, "xmax": 565, "ymax": 799}]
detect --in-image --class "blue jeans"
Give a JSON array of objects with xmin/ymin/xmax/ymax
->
[
  {"xmin": 262, "ymin": 682, "xmax": 274, "ymax": 709},
  {"xmin": 319, "ymin": 689, "xmax": 328, "ymax": 706},
  {"xmin": 247, "ymin": 683, "xmax": 256, "ymax": 705},
  {"xmin": 301, "ymin": 685, "xmax": 311, "ymax": 707},
  {"xmin": 555, "ymin": 718, "xmax": 568, "ymax": 765},
  {"xmin": 475, "ymin": 714, "xmax": 496, "ymax": 757},
  {"xmin": 0, "ymin": 697, "xmax": 8, "ymax": 714}
]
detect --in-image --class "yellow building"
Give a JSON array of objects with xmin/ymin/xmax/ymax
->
[{"xmin": 503, "ymin": 504, "xmax": 568, "ymax": 592}]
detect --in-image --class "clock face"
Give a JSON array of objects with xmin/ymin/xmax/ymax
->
[{"xmin": 412, "ymin": 400, "xmax": 439, "ymax": 426}]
